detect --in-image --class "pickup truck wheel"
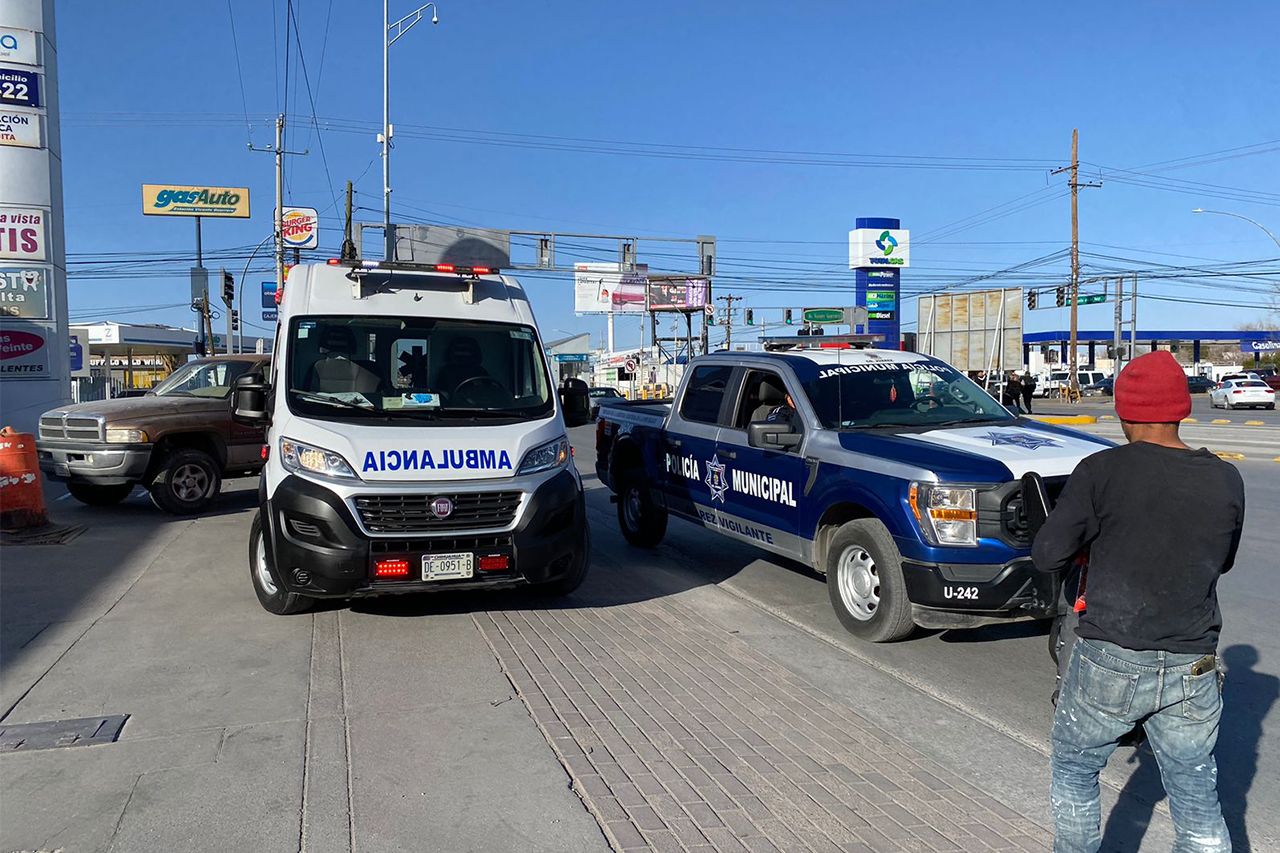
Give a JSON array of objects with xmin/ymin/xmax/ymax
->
[
  {"xmin": 67, "ymin": 482, "xmax": 134, "ymax": 506},
  {"xmin": 149, "ymin": 449, "xmax": 221, "ymax": 514},
  {"xmin": 249, "ymin": 511, "xmax": 313, "ymax": 615},
  {"xmin": 826, "ymin": 519, "xmax": 914, "ymax": 642},
  {"xmin": 617, "ymin": 471, "xmax": 667, "ymax": 547}
]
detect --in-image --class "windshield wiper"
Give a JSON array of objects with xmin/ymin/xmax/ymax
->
[
  {"xmin": 435, "ymin": 408, "xmax": 523, "ymax": 420},
  {"xmin": 288, "ymin": 389, "xmax": 376, "ymax": 411}
]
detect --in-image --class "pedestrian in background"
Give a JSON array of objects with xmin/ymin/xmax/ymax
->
[
  {"xmin": 1021, "ymin": 372, "xmax": 1036, "ymax": 414},
  {"xmin": 1032, "ymin": 350, "xmax": 1244, "ymax": 853},
  {"xmin": 1005, "ymin": 371, "xmax": 1024, "ymax": 412}
]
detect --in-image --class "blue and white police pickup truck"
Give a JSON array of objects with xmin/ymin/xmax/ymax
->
[{"xmin": 595, "ymin": 343, "xmax": 1111, "ymax": 641}]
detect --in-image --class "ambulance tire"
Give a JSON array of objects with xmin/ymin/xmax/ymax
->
[
  {"xmin": 149, "ymin": 448, "xmax": 221, "ymax": 515},
  {"xmin": 249, "ymin": 511, "xmax": 313, "ymax": 615},
  {"xmin": 826, "ymin": 519, "xmax": 915, "ymax": 643},
  {"xmin": 535, "ymin": 525, "xmax": 591, "ymax": 597},
  {"xmin": 616, "ymin": 471, "xmax": 667, "ymax": 548},
  {"xmin": 67, "ymin": 482, "xmax": 134, "ymax": 506}
]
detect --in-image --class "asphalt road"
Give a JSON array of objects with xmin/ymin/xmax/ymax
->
[{"xmin": 569, "ymin": 425, "xmax": 1280, "ymax": 852}]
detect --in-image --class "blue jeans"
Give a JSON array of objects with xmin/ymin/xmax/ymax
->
[{"xmin": 1051, "ymin": 637, "xmax": 1230, "ymax": 853}]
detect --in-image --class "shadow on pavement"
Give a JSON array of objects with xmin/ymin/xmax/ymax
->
[{"xmin": 1099, "ymin": 644, "xmax": 1278, "ymax": 853}]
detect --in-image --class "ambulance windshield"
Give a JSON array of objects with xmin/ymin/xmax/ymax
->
[
  {"xmin": 802, "ymin": 361, "xmax": 1014, "ymax": 430},
  {"xmin": 286, "ymin": 316, "xmax": 553, "ymax": 423}
]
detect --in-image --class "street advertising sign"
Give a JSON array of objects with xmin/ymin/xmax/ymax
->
[
  {"xmin": 0, "ymin": 108, "xmax": 40, "ymax": 148},
  {"xmin": 849, "ymin": 228, "xmax": 910, "ymax": 268},
  {"xmin": 1241, "ymin": 338, "xmax": 1280, "ymax": 354},
  {"xmin": 278, "ymin": 206, "xmax": 320, "ymax": 249},
  {"xmin": 574, "ymin": 262, "xmax": 649, "ymax": 314},
  {"xmin": 142, "ymin": 184, "xmax": 250, "ymax": 218},
  {"xmin": 917, "ymin": 287, "xmax": 1024, "ymax": 372},
  {"xmin": 261, "ymin": 281, "xmax": 278, "ymax": 308},
  {"xmin": 803, "ymin": 308, "xmax": 844, "ymax": 324},
  {"xmin": 262, "ymin": 309, "xmax": 278, "ymax": 322},
  {"xmin": 0, "ymin": 322, "xmax": 51, "ymax": 379},
  {"xmin": 69, "ymin": 325, "xmax": 92, "ymax": 378},
  {"xmin": 0, "ymin": 265, "xmax": 49, "ymax": 318},
  {"xmin": 554, "ymin": 353, "xmax": 590, "ymax": 363},
  {"xmin": 0, "ymin": 27, "xmax": 39, "ymax": 65},
  {"xmin": 0, "ymin": 67, "xmax": 39, "ymax": 108},
  {"xmin": 0, "ymin": 207, "xmax": 47, "ymax": 260},
  {"xmin": 647, "ymin": 277, "xmax": 710, "ymax": 312}
]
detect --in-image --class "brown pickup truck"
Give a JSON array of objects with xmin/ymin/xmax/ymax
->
[{"xmin": 37, "ymin": 354, "xmax": 271, "ymax": 514}]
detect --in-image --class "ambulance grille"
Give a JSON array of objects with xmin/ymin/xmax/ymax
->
[{"xmin": 354, "ymin": 492, "xmax": 521, "ymax": 533}]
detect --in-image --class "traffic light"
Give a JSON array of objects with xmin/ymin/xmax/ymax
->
[
  {"xmin": 1055, "ymin": 286, "xmax": 1066, "ymax": 308},
  {"xmin": 1027, "ymin": 289, "xmax": 1038, "ymax": 310},
  {"xmin": 784, "ymin": 309, "xmax": 793, "ymax": 325},
  {"xmin": 745, "ymin": 308, "xmax": 754, "ymax": 326},
  {"xmin": 231, "ymin": 310, "xmax": 240, "ymax": 332},
  {"xmin": 222, "ymin": 270, "xmax": 234, "ymax": 306}
]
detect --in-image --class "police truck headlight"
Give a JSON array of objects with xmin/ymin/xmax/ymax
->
[
  {"xmin": 105, "ymin": 428, "xmax": 148, "ymax": 444},
  {"xmin": 517, "ymin": 435, "xmax": 570, "ymax": 475},
  {"xmin": 280, "ymin": 437, "xmax": 359, "ymax": 481},
  {"xmin": 909, "ymin": 483, "xmax": 978, "ymax": 547}
]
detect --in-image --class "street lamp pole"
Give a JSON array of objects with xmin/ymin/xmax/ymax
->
[
  {"xmin": 383, "ymin": 1, "xmax": 439, "ymax": 261},
  {"xmin": 236, "ymin": 233, "xmax": 275, "ymax": 354},
  {"xmin": 1191, "ymin": 208, "xmax": 1280, "ymax": 250}
]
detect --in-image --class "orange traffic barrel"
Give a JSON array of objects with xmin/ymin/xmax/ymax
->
[{"xmin": 0, "ymin": 427, "xmax": 48, "ymax": 530}]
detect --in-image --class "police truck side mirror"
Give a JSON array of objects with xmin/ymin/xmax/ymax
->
[
  {"xmin": 747, "ymin": 421, "xmax": 801, "ymax": 450},
  {"xmin": 232, "ymin": 371, "xmax": 271, "ymax": 426}
]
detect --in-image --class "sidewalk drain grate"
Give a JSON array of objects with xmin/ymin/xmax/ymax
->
[
  {"xmin": 0, "ymin": 523, "xmax": 88, "ymax": 546},
  {"xmin": 0, "ymin": 715, "xmax": 129, "ymax": 752}
]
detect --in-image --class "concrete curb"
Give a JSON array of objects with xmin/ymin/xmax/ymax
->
[{"xmin": 1026, "ymin": 414, "xmax": 1098, "ymax": 425}]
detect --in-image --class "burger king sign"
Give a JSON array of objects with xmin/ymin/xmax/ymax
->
[{"xmin": 278, "ymin": 206, "xmax": 319, "ymax": 250}]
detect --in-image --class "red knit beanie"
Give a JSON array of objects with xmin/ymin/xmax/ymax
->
[{"xmin": 1114, "ymin": 351, "xmax": 1191, "ymax": 423}]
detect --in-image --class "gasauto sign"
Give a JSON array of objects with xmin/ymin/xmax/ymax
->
[{"xmin": 142, "ymin": 184, "xmax": 250, "ymax": 218}]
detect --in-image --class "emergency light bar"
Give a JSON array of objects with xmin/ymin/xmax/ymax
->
[
  {"xmin": 330, "ymin": 258, "xmax": 500, "ymax": 277},
  {"xmin": 761, "ymin": 333, "xmax": 884, "ymax": 352}
]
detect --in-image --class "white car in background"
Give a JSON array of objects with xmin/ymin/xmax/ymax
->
[{"xmin": 1209, "ymin": 379, "xmax": 1276, "ymax": 410}]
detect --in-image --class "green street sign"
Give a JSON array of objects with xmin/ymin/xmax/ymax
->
[
  {"xmin": 803, "ymin": 308, "xmax": 844, "ymax": 324},
  {"xmin": 1075, "ymin": 294, "xmax": 1106, "ymax": 306}
]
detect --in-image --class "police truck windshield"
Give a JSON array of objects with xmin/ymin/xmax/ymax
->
[
  {"xmin": 802, "ymin": 361, "xmax": 1014, "ymax": 429},
  {"xmin": 286, "ymin": 316, "xmax": 553, "ymax": 423}
]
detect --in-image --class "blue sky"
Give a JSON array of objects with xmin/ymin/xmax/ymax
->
[{"xmin": 57, "ymin": 0, "xmax": 1280, "ymax": 348}]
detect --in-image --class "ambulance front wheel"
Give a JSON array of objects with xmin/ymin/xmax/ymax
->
[
  {"xmin": 536, "ymin": 525, "xmax": 591, "ymax": 597},
  {"xmin": 617, "ymin": 471, "xmax": 667, "ymax": 548},
  {"xmin": 826, "ymin": 519, "xmax": 915, "ymax": 643},
  {"xmin": 249, "ymin": 511, "xmax": 314, "ymax": 615}
]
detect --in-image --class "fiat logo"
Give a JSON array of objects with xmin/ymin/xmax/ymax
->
[{"xmin": 430, "ymin": 497, "xmax": 454, "ymax": 519}]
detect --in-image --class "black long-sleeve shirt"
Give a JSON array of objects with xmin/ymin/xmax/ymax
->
[{"xmin": 1031, "ymin": 442, "xmax": 1246, "ymax": 654}]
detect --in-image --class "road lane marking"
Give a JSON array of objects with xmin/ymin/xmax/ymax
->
[
  {"xmin": 1245, "ymin": 420, "xmax": 1266, "ymax": 426},
  {"xmin": 1214, "ymin": 451, "xmax": 1247, "ymax": 461},
  {"xmin": 1212, "ymin": 419, "xmax": 1232, "ymax": 424}
]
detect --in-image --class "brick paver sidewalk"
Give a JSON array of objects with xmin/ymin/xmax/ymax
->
[{"xmin": 477, "ymin": 595, "xmax": 1054, "ymax": 853}]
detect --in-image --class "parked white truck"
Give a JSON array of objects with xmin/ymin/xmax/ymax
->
[{"xmin": 232, "ymin": 259, "xmax": 588, "ymax": 614}]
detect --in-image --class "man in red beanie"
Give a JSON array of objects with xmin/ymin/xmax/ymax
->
[{"xmin": 1033, "ymin": 350, "xmax": 1245, "ymax": 852}]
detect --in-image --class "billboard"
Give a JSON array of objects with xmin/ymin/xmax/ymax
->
[
  {"xmin": 0, "ymin": 322, "xmax": 51, "ymax": 379},
  {"xmin": 917, "ymin": 287, "xmax": 1023, "ymax": 372},
  {"xmin": 647, "ymin": 277, "xmax": 710, "ymax": 311},
  {"xmin": 142, "ymin": 184, "xmax": 251, "ymax": 218},
  {"xmin": 279, "ymin": 206, "xmax": 320, "ymax": 249},
  {"xmin": 0, "ymin": 207, "xmax": 47, "ymax": 261},
  {"xmin": 0, "ymin": 67, "xmax": 39, "ymax": 108},
  {"xmin": 0, "ymin": 108, "xmax": 40, "ymax": 148},
  {"xmin": 574, "ymin": 262, "xmax": 649, "ymax": 314},
  {"xmin": 849, "ymin": 228, "xmax": 910, "ymax": 268},
  {"xmin": 0, "ymin": 27, "xmax": 39, "ymax": 66},
  {"xmin": 0, "ymin": 265, "xmax": 49, "ymax": 318}
]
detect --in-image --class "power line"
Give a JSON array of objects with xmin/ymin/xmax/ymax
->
[{"xmin": 224, "ymin": 0, "xmax": 254, "ymax": 146}]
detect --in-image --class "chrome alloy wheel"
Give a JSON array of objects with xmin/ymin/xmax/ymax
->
[{"xmin": 836, "ymin": 545, "xmax": 880, "ymax": 621}]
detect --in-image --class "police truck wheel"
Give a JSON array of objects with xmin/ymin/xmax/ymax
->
[
  {"xmin": 249, "ymin": 511, "xmax": 313, "ymax": 615},
  {"xmin": 149, "ymin": 449, "xmax": 221, "ymax": 514},
  {"xmin": 616, "ymin": 471, "xmax": 667, "ymax": 547},
  {"xmin": 826, "ymin": 519, "xmax": 914, "ymax": 642},
  {"xmin": 67, "ymin": 482, "xmax": 134, "ymax": 506}
]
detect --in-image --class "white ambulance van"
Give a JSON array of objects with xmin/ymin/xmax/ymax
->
[{"xmin": 232, "ymin": 259, "xmax": 588, "ymax": 614}]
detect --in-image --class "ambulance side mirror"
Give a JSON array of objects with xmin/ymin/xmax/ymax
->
[{"xmin": 233, "ymin": 372, "xmax": 271, "ymax": 426}]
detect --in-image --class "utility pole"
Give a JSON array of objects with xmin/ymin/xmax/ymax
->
[
  {"xmin": 717, "ymin": 294, "xmax": 742, "ymax": 351},
  {"xmin": 1050, "ymin": 129, "xmax": 1101, "ymax": 397},
  {"xmin": 341, "ymin": 180, "xmax": 357, "ymax": 260},
  {"xmin": 250, "ymin": 115, "xmax": 307, "ymax": 324},
  {"xmin": 1112, "ymin": 276, "xmax": 1123, "ymax": 374}
]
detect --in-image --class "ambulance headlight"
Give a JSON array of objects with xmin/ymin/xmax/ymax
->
[
  {"xmin": 518, "ymin": 435, "xmax": 570, "ymax": 475},
  {"xmin": 280, "ymin": 437, "xmax": 359, "ymax": 481},
  {"xmin": 909, "ymin": 483, "xmax": 978, "ymax": 547}
]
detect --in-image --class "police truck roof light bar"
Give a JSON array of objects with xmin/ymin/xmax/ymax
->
[{"xmin": 760, "ymin": 333, "xmax": 884, "ymax": 352}]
